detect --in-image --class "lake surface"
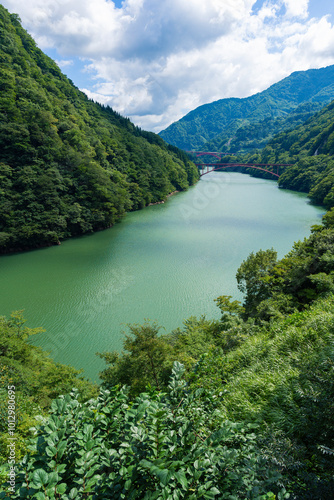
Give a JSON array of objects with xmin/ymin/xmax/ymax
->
[{"xmin": 0, "ymin": 173, "xmax": 324, "ymax": 381}]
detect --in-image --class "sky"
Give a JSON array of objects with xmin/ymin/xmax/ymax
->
[{"xmin": 2, "ymin": 0, "xmax": 334, "ymax": 133}]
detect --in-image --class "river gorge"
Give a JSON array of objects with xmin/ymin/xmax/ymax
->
[{"xmin": 0, "ymin": 172, "xmax": 324, "ymax": 381}]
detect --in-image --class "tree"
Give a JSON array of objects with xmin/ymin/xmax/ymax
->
[
  {"xmin": 236, "ymin": 249, "xmax": 277, "ymax": 318},
  {"xmin": 0, "ymin": 4, "xmax": 198, "ymax": 254},
  {"xmin": 97, "ymin": 322, "xmax": 175, "ymax": 396},
  {"xmin": 322, "ymin": 207, "xmax": 334, "ymax": 228}
]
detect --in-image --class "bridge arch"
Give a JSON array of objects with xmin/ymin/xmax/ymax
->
[
  {"xmin": 187, "ymin": 152, "xmax": 293, "ymax": 179},
  {"xmin": 198, "ymin": 163, "xmax": 281, "ymax": 179}
]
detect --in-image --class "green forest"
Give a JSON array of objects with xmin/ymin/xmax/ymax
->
[
  {"xmin": 0, "ymin": 6, "xmax": 198, "ymax": 254},
  {"xmin": 1, "ymin": 4, "xmax": 334, "ymax": 500},
  {"xmin": 229, "ymin": 98, "xmax": 334, "ymax": 209},
  {"xmin": 188, "ymin": 97, "xmax": 334, "ymax": 211}
]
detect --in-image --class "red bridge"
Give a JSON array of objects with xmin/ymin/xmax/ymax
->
[
  {"xmin": 198, "ymin": 163, "xmax": 291, "ymax": 178},
  {"xmin": 187, "ymin": 152, "xmax": 292, "ymax": 178}
]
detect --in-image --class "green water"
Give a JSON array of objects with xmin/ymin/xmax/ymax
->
[{"xmin": 0, "ymin": 173, "xmax": 324, "ymax": 381}]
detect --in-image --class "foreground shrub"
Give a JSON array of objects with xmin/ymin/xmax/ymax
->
[{"xmin": 1, "ymin": 363, "xmax": 283, "ymax": 499}]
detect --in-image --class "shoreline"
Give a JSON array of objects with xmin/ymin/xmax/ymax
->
[
  {"xmin": 0, "ymin": 190, "xmax": 184, "ymax": 256},
  {"xmin": 147, "ymin": 190, "xmax": 180, "ymax": 206}
]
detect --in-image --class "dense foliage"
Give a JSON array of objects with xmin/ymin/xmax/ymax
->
[
  {"xmin": 159, "ymin": 66, "xmax": 334, "ymax": 151},
  {"xmin": 2, "ymin": 214, "xmax": 334, "ymax": 497},
  {"xmin": 1, "ymin": 221, "xmax": 334, "ymax": 498},
  {"xmin": 0, "ymin": 6, "xmax": 198, "ymax": 253},
  {"xmin": 206, "ymin": 102, "xmax": 325, "ymax": 154},
  {"xmin": 1, "ymin": 363, "xmax": 284, "ymax": 500},
  {"xmin": 2, "ymin": 5, "xmax": 334, "ymax": 500},
  {"xmin": 188, "ymin": 95, "xmax": 334, "ymax": 209},
  {"xmin": 96, "ymin": 217, "xmax": 334, "ymax": 498},
  {"xmin": 0, "ymin": 311, "xmax": 97, "ymax": 466},
  {"xmin": 187, "ymin": 294, "xmax": 334, "ymax": 498}
]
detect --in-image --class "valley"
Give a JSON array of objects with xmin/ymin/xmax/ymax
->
[
  {"xmin": 1, "ymin": 4, "xmax": 334, "ymax": 498},
  {"xmin": 0, "ymin": 173, "xmax": 323, "ymax": 381}
]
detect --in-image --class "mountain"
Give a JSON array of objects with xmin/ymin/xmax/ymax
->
[
  {"xmin": 246, "ymin": 98, "xmax": 334, "ymax": 208},
  {"xmin": 0, "ymin": 6, "xmax": 198, "ymax": 254},
  {"xmin": 159, "ymin": 65, "xmax": 334, "ymax": 152},
  {"xmin": 196, "ymin": 96, "xmax": 334, "ymax": 209}
]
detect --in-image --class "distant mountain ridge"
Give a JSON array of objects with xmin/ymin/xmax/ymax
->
[{"xmin": 159, "ymin": 65, "xmax": 334, "ymax": 152}]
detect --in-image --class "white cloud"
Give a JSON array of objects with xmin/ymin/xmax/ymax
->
[
  {"xmin": 284, "ymin": 0, "xmax": 309, "ymax": 19},
  {"xmin": 2, "ymin": 0, "xmax": 334, "ymax": 132},
  {"xmin": 56, "ymin": 59, "xmax": 74, "ymax": 68}
]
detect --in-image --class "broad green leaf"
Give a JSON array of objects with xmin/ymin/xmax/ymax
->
[
  {"xmin": 32, "ymin": 469, "xmax": 48, "ymax": 487},
  {"xmin": 47, "ymin": 471, "xmax": 59, "ymax": 486},
  {"xmin": 68, "ymin": 488, "xmax": 79, "ymax": 499},
  {"xmin": 35, "ymin": 493, "xmax": 46, "ymax": 500},
  {"xmin": 51, "ymin": 399, "xmax": 67, "ymax": 414},
  {"xmin": 155, "ymin": 468, "xmax": 171, "ymax": 486},
  {"xmin": 174, "ymin": 471, "xmax": 188, "ymax": 489},
  {"xmin": 86, "ymin": 476, "xmax": 99, "ymax": 489},
  {"xmin": 57, "ymin": 483, "xmax": 67, "ymax": 494},
  {"xmin": 57, "ymin": 441, "xmax": 67, "ymax": 459},
  {"xmin": 85, "ymin": 439, "xmax": 95, "ymax": 451},
  {"xmin": 139, "ymin": 459, "xmax": 153, "ymax": 469},
  {"xmin": 45, "ymin": 445, "xmax": 57, "ymax": 457},
  {"xmin": 83, "ymin": 450, "xmax": 95, "ymax": 462},
  {"xmin": 125, "ymin": 479, "xmax": 132, "ymax": 490}
]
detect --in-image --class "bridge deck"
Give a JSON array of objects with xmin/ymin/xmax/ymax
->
[{"xmin": 195, "ymin": 162, "xmax": 293, "ymax": 179}]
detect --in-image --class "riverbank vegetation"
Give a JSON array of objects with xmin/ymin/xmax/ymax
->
[
  {"xmin": 1, "ymin": 3, "xmax": 334, "ymax": 499},
  {"xmin": 1, "ymin": 211, "xmax": 334, "ymax": 498},
  {"xmin": 0, "ymin": 311, "xmax": 97, "ymax": 467},
  {"xmin": 96, "ymin": 212, "xmax": 334, "ymax": 498},
  {"xmin": 0, "ymin": 6, "xmax": 198, "ymax": 254},
  {"xmin": 216, "ymin": 98, "xmax": 334, "ymax": 209}
]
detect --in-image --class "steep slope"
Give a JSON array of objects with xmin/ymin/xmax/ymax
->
[
  {"xmin": 206, "ymin": 101, "xmax": 326, "ymax": 153},
  {"xmin": 0, "ymin": 6, "xmax": 198, "ymax": 253},
  {"xmin": 159, "ymin": 65, "xmax": 334, "ymax": 151},
  {"xmin": 241, "ymin": 99, "xmax": 334, "ymax": 208}
]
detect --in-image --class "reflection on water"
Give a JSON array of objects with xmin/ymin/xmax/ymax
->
[{"xmin": 0, "ymin": 173, "xmax": 324, "ymax": 380}]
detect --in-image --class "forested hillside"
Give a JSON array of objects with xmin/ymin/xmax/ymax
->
[
  {"xmin": 0, "ymin": 6, "xmax": 198, "ymax": 254},
  {"xmin": 2, "ymin": 4, "xmax": 334, "ymax": 500},
  {"xmin": 159, "ymin": 65, "xmax": 334, "ymax": 152},
  {"xmin": 235, "ymin": 99, "xmax": 334, "ymax": 208}
]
